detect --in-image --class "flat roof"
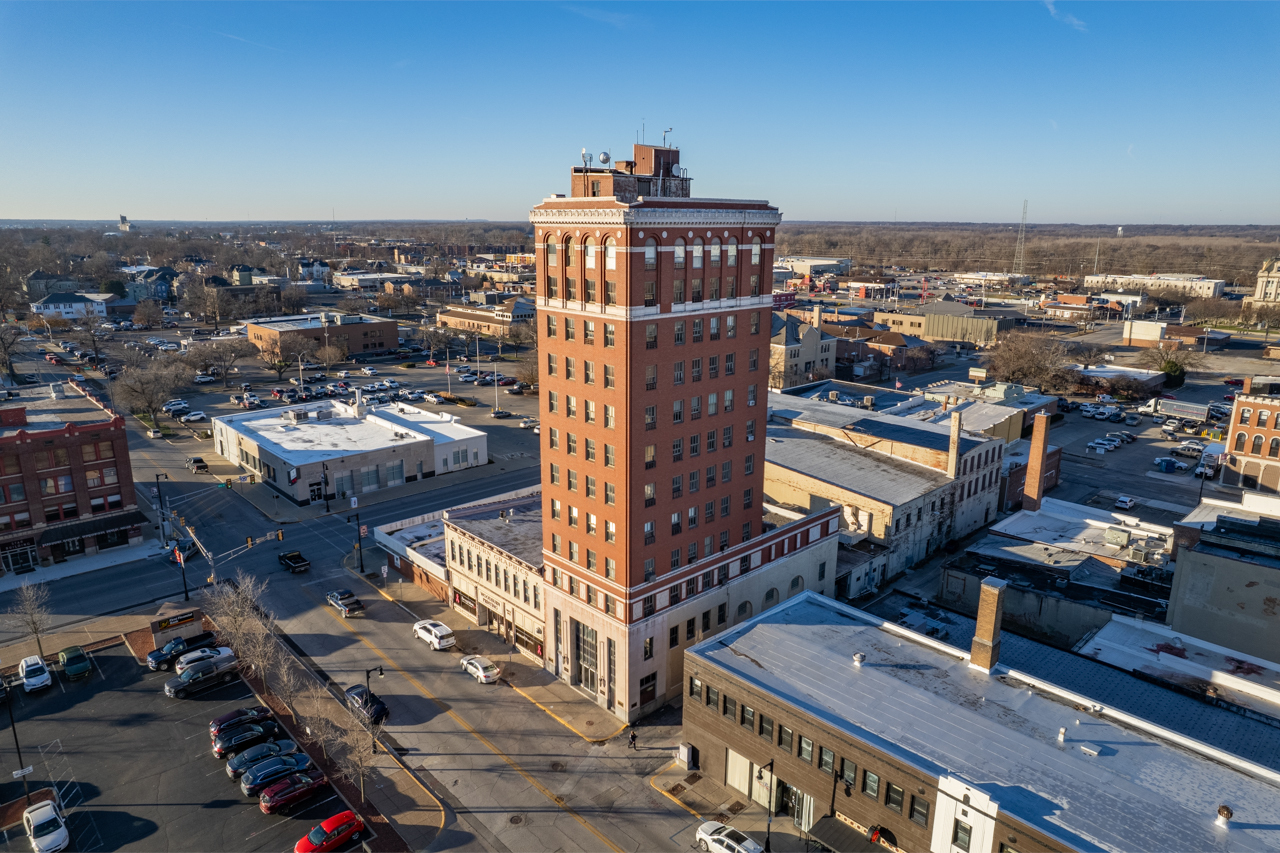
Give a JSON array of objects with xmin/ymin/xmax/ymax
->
[
  {"xmin": 0, "ymin": 389, "xmax": 118, "ymax": 438},
  {"xmin": 989, "ymin": 497, "xmax": 1173, "ymax": 563},
  {"xmin": 445, "ymin": 492, "xmax": 543, "ymax": 570},
  {"xmin": 882, "ymin": 397, "xmax": 1020, "ymax": 432},
  {"xmin": 769, "ymin": 393, "xmax": 986, "ymax": 456},
  {"xmin": 692, "ymin": 592, "xmax": 1280, "ymax": 852},
  {"xmin": 214, "ymin": 400, "xmax": 484, "ymax": 465},
  {"xmin": 247, "ymin": 314, "xmax": 382, "ymax": 332},
  {"xmin": 765, "ymin": 425, "xmax": 951, "ymax": 507}
]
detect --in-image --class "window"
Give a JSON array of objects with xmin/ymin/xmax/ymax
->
[
  {"xmin": 689, "ymin": 470, "xmax": 699, "ymax": 493},
  {"xmin": 585, "ymin": 401, "xmax": 596, "ymax": 424},
  {"xmin": 751, "ymin": 236, "xmax": 762, "ymax": 266},
  {"xmin": 673, "ymin": 438, "xmax": 684, "ymax": 461},
  {"xmin": 722, "ymin": 459, "xmax": 732, "ymax": 482},
  {"xmin": 566, "ymin": 396, "xmax": 577, "ymax": 418},
  {"xmin": 709, "ymin": 278, "xmax": 720, "ymax": 300},
  {"xmin": 778, "ymin": 725, "xmax": 793, "ymax": 751},
  {"xmin": 604, "ymin": 238, "xmax": 616, "ymax": 271},
  {"xmin": 910, "ymin": 796, "xmax": 930, "ymax": 826},
  {"xmin": 606, "ymin": 483, "xmax": 616, "ymax": 505},
  {"xmin": 743, "ymin": 488, "xmax": 753, "ymax": 509},
  {"xmin": 605, "ymin": 557, "xmax": 616, "ymax": 578},
  {"xmin": 644, "ymin": 521, "xmax": 655, "ymax": 544},
  {"xmin": 692, "ymin": 238, "xmax": 703, "ymax": 269},
  {"xmin": 671, "ymin": 511, "xmax": 682, "ymax": 534},
  {"xmin": 1254, "ymin": 435, "xmax": 1264, "ymax": 456},
  {"xmin": 727, "ymin": 238, "xmax": 738, "ymax": 267},
  {"xmin": 643, "ymin": 637, "xmax": 653, "ymax": 660},
  {"xmin": 862, "ymin": 770, "xmax": 880, "ymax": 799},
  {"xmin": 819, "ymin": 747, "xmax": 835, "ymax": 775},
  {"xmin": 757, "ymin": 713, "xmax": 774, "ymax": 741},
  {"xmin": 672, "ymin": 474, "xmax": 683, "ymax": 498},
  {"xmin": 798, "ymin": 735, "xmax": 813, "ymax": 762},
  {"xmin": 551, "ymin": 499, "xmax": 562, "ymax": 520},
  {"xmin": 841, "ymin": 758, "xmax": 857, "ymax": 788},
  {"xmin": 645, "ymin": 444, "xmax": 656, "ymax": 469},
  {"xmin": 669, "ymin": 626, "xmax": 679, "ymax": 648},
  {"xmin": 604, "ymin": 405, "xmax": 615, "ymax": 428},
  {"xmin": 566, "ymin": 433, "xmax": 577, "ymax": 456},
  {"xmin": 646, "ymin": 324, "xmax": 658, "ymax": 349},
  {"xmin": 709, "ymin": 317, "xmax": 719, "ymax": 340},
  {"xmin": 689, "ymin": 677, "xmax": 703, "ymax": 700},
  {"xmin": 709, "ymin": 393, "xmax": 718, "ymax": 416},
  {"xmin": 885, "ymin": 783, "xmax": 904, "ymax": 813},
  {"xmin": 673, "ymin": 400, "xmax": 684, "ymax": 424},
  {"xmin": 674, "ymin": 238, "xmax": 686, "ymax": 269},
  {"xmin": 750, "ymin": 274, "xmax": 760, "ymax": 296},
  {"xmin": 674, "ymin": 361, "xmax": 685, "ymax": 385},
  {"xmin": 568, "ymin": 469, "xmax": 578, "ymax": 492},
  {"xmin": 584, "ymin": 237, "xmax": 596, "ymax": 269},
  {"xmin": 723, "ymin": 695, "xmax": 737, "ymax": 719},
  {"xmin": 693, "ymin": 319, "xmax": 703, "ymax": 343},
  {"xmin": 1235, "ymin": 432, "xmax": 1247, "ymax": 452},
  {"xmin": 691, "ymin": 433, "xmax": 700, "ymax": 456},
  {"xmin": 674, "ymin": 320, "xmax": 685, "ymax": 345},
  {"xmin": 550, "ymin": 463, "xmax": 560, "ymax": 485},
  {"xmin": 565, "ymin": 317, "xmax": 576, "ymax": 340},
  {"xmin": 706, "ymin": 685, "xmax": 719, "ymax": 707},
  {"xmin": 548, "ymin": 392, "xmax": 558, "ymax": 414},
  {"xmin": 644, "ymin": 482, "xmax": 656, "ymax": 507},
  {"xmin": 551, "ymin": 533, "xmax": 561, "ymax": 554},
  {"xmin": 741, "ymin": 705, "xmax": 755, "ymax": 731},
  {"xmin": 746, "ymin": 420, "xmax": 756, "ymax": 442},
  {"xmin": 747, "ymin": 384, "xmax": 757, "ymax": 406},
  {"xmin": 724, "ymin": 390, "xmax": 734, "ymax": 413},
  {"xmin": 546, "ymin": 315, "xmax": 557, "ymax": 337},
  {"xmin": 584, "ymin": 361, "xmax": 594, "ymax": 385},
  {"xmin": 605, "ymin": 520, "xmax": 615, "ymax": 542},
  {"xmin": 674, "ymin": 280, "xmax": 685, "ymax": 303},
  {"xmin": 586, "ymin": 439, "xmax": 596, "ymax": 462},
  {"xmin": 605, "ymin": 324, "xmax": 616, "ymax": 347},
  {"xmin": 710, "ymin": 239, "xmax": 721, "ymax": 264},
  {"xmin": 952, "ymin": 820, "xmax": 972, "ymax": 852},
  {"xmin": 692, "ymin": 278, "xmax": 703, "ymax": 302}
]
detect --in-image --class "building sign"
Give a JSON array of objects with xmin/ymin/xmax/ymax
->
[
  {"xmin": 157, "ymin": 611, "xmax": 196, "ymax": 631},
  {"xmin": 477, "ymin": 589, "xmax": 503, "ymax": 614}
]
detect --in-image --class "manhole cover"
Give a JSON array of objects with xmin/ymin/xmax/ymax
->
[
  {"xmin": 550, "ymin": 762, "xmax": 566, "ymax": 772},
  {"xmin": 727, "ymin": 801, "xmax": 746, "ymax": 815},
  {"xmin": 584, "ymin": 720, "xmax": 594, "ymax": 727},
  {"xmin": 668, "ymin": 784, "xmax": 686, "ymax": 796},
  {"xmin": 509, "ymin": 816, "xmax": 523, "ymax": 825},
  {"xmin": 685, "ymin": 773, "xmax": 702, "ymax": 786}
]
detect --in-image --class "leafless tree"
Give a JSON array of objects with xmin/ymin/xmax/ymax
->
[
  {"xmin": 512, "ymin": 355, "xmax": 539, "ymax": 387},
  {"xmin": 257, "ymin": 339, "xmax": 308, "ymax": 381},
  {"xmin": 113, "ymin": 359, "xmax": 189, "ymax": 426},
  {"xmin": 279, "ymin": 284, "xmax": 309, "ymax": 314},
  {"xmin": 0, "ymin": 324, "xmax": 24, "ymax": 384},
  {"xmin": 39, "ymin": 316, "xmax": 70, "ymax": 341},
  {"xmin": 202, "ymin": 570, "xmax": 270, "ymax": 654},
  {"xmin": 190, "ymin": 339, "xmax": 258, "ymax": 388},
  {"xmin": 337, "ymin": 296, "xmax": 366, "ymax": 315},
  {"xmin": 73, "ymin": 324, "xmax": 114, "ymax": 370},
  {"xmin": 133, "ymin": 300, "xmax": 165, "ymax": 328},
  {"xmin": 1134, "ymin": 344, "xmax": 1205, "ymax": 386},
  {"xmin": 336, "ymin": 716, "xmax": 383, "ymax": 806},
  {"xmin": 301, "ymin": 683, "xmax": 345, "ymax": 760},
  {"xmin": 507, "ymin": 321, "xmax": 536, "ymax": 354},
  {"xmin": 314, "ymin": 345, "xmax": 347, "ymax": 372},
  {"xmin": 7, "ymin": 582, "xmax": 53, "ymax": 659},
  {"xmin": 980, "ymin": 331, "xmax": 1077, "ymax": 390}
]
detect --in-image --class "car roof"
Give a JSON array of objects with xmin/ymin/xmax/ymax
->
[
  {"xmin": 21, "ymin": 655, "xmax": 42, "ymax": 666},
  {"xmin": 321, "ymin": 809, "xmax": 357, "ymax": 830},
  {"xmin": 331, "ymin": 589, "xmax": 354, "ymax": 597},
  {"xmin": 415, "ymin": 619, "xmax": 449, "ymax": 631}
]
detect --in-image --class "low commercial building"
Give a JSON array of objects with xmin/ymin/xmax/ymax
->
[
  {"xmin": 873, "ymin": 304, "xmax": 1018, "ymax": 346},
  {"xmin": 332, "ymin": 272, "xmax": 416, "ymax": 292},
  {"xmin": 1122, "ymin": 319, "xmax": 1231, "ymax": 350},
  {"xmin": 1074, "ymin": 362, "xmax": 1167, "ymax": 391},
  {"xmin": 1084, "ymin": 272, "xmax": 1226, "ymax": 298},
  {"xmin": 0, "ymin": 394, "xmax": 145, "ymax": 575},
  {"xmin": 244, "ymin": 312, "xmax": 398, "ymax": 358},
  {"xmin": 436, "ymin": 297, "xmax": 535, "ymax": 337},
  {"xmin": 775, "ymin": 257, "xmax": 850, "ymax": 277},
  {"xmin": 682, "ymin": 586, "xmax": 1280, "ymax": 852},
  {"xmin": 915, "ymin": 379, "xmax": 1058, "ymax": 431},
  {"xmin": 951, "ymin": 271, "xmax": 1031, "ymax": 288},
  {"xmin": 211, "ymin": 396, "xmax": 488, "ymax": 506},
  {"xmin": 989, "ymin": 495, "xmax": 1173, "ymax": 572}
]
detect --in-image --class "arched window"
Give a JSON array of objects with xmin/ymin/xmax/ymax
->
[
  {"xmin": 1236, "ymin": 432, "xmax": 1247, "ymax": 452},
  {"xmin": 762, "ymin": 588, "xmax": 778, "ymax": 610},
  {"xmin": 564, "ymin": 237, "xmax": 574, "ymax": 268},
  {"xmin": 710, "ymin": 238, "xmax": 721, "ymax": 265},
  {"xmin": 1240, "ymin": 408, "xmax": 1253, "ymax": 425},
  {"xmin": 603, "ymin": 238, "xmax": 616, "ymax": 271},
  {"xmin": 727, "ymin": 238, "xmax": 738, "ymax": 267},
  {"xmin": 1270, "ymin": 437, "xmax": 1279, "ymax": 458},
  {"xmin": 735, "ymin": 600, "xmax": 753, "ymax": 623},
  {"xmin": 674, "ymin": 238, "xmax": 686, "ymax": 269},
  {"xmin": 751, "ymin": 236, "xmax": 762, "ymax": 266},
  {"xmin": 1260, "ymin": 411, "xmax": 1271, "ymax": 429},
  {"xmin": 644, "ymin": 238, "xmax": 657, "ymax": 270},
  {"xmin": 546, "ymin": 238, "xmax": 557, "ymax": 267},
  {"xmin": 788, "ymin": 575, "xmax": 805, "ymax": 597},
  {"xmin": 692, "ymin": 238, "xmax": 704, "ymax": 269},
  {"xmin": 1253, "ymin": 435, "xmax": 1264, "ymax": 456},
  {"xmin": 584, "ymin": 237, "xmax": 595, "ymax": 270}
]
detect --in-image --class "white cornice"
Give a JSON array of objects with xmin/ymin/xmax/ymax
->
[{"xmin": 530, "ymin": 207, "xmax": 782, "ymax": 228}]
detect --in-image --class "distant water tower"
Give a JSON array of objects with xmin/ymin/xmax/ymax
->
[{"xmin": 1117, "ymin": 226, "xmax": 1123, "ymax": 238}]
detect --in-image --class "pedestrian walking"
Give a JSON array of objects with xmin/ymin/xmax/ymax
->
[{"xmin": 628, "ymin": 730, "xmax": 637, "ymax": 750}]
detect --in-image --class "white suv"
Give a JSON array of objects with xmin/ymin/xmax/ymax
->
[
  {"xmin": 696, "ymin": 822, "xmax": 764, "ymax": 853},
  {"xmin": 413, "ymin": 619, "xmax": 456, "ymax": 650}
]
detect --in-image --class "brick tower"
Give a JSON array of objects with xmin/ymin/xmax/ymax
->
[{"xmin": 531, "ymin": 145, "xmax": 788, "ymax": 720}]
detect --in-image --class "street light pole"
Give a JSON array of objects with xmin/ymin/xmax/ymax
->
[
  {"xmin": 756, "ymin": 760, "xmax": 775, "ymax": 852},
  {"xmin": 4, "ymin": 669, "xmax": 30, "ymax": 805},
  {"xmin": 321, "ymin": 462, "xmax": 330, "ymax": 513},
  {"xmin": 346, "ymin": 513, "xmax": 365, "ymax": 574},
  {"xmin": 365, "ymin": 666, "xmax": 383, "ymax": 691},
  {"xmin": 155, "ymin": 473, "xmax": 170, "ymax": 541}
]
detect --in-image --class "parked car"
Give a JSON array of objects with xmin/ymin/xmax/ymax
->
[
  {"xmin": 695, "ymin": 821, "xmax": 764, "ymax": 853},
  {"xmin": 58, "ymin": 646, "xmax": 92, "ymax": 680},
  {"xmin": 1114, "ymin": 496, "xmax": 1138, "ymax": 510},
  {"xmin": 22, "ymin": 801, "xmax": 69, "ymax": 853},
  {"xmin": 460, "ymin": 654, "xmax": 500, "ymax": 684},
  {"xmin": 179, "ymin": 410, "xmax": 206, "ymax": 423},
  {"xmin": 1152, "ymin": 414, "xmax": 1166, "ymax": 424},
  {"xmin": 164, "ymin": 654, "xmax": 240, "ymax": 699},
  {"xmin": 258, "ymin": 769, "xmax": 328, "ymax": 815},
  {"xmin": 425, "ymin": 393, "xmax": 444, "ymax": 404},
  {"xmin": 336, "ymin": 371, "xmax": 350, "ymax": 379},
  {"xmin": 1195, "ymin": 464, "xmax": 1218, "ymax": 479},
  {"xmin": 175, "ymin": 646, "xmax": 234, "ymax": 675},
  {"xmin": 294, "ymin": 810, "xmax": 365, "ymax": 853},
  {"xmin": 1105, "ymin": 432, "xmax": 1134, "ymax": 444},
  {"xmin": 212, "ymin": 720, "xmax": 282, "ymax": 759},
  {"xmin": 210, "ymin": 706, "xmax": 273, "ymax": 739},
  {"xmin": 241, "ymin": 754, "xmax": 317, "ymax": 797},
  {"xmin": 412, "ymin": 619, "xmax": 456, "ymax": 650},
  {"xmin": 1224, "ymin": 378, "xmax": 1245, "ymax": 386},
  {"xmin": 1124, "ymin": 414, "xmax": 1142, "ymax": 426},
  {"xmin": 186, "ymin": 456, "xmax": 208, "ymax": 473},
  {"xmin": 147, "ymin": 631, "xmax": 218, "ymax": 671},
  {"xmin": 343, "ymin": 684, "xmax": 390, "ymax": 726},
  {"xmin": 1181, "ymin": 440, "xmax": 1207, "ymax": 451},
  {"xmin": 226, "ymin": 740, "xmax": 300, "ymax": 779},
  {"xmin": 489, "ymin": 409, "xmax": 511, "ymax": 419},
  {"xmin": 505, "ymin": 387, "xmax": 524, "ymax": 395},
  {"xmin": 193, "ymin": 374, "xmax": 216, "ymax": 384},
  {"xmin": 161, "ymin": 399, "xmax": 188, "ymax": 415},
  {"xmin": 360, "ymin": 367, "xmax": 378, "ymax": 376},
  {"xmin": 520, "ymin": 418, "xmax": 538, "ymax": 429},
  {"xmin": 1224, "ymin": 394, "xmax": 1236, "ymax": 402},
  {"xmin": 19, "ymin": 655, "xmax": 52, "ymax": 692},
  {"xmin": 1172, "ymin": 445, "xmax": 1203, "ymax": 459},
  {"xmin": 326, "ymin": 589, "xmax": 364, "ymax": 617}
]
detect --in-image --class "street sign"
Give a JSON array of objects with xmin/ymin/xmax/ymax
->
[
  {"xmin": 150, "ymin": 486, "xmax": 158, "ymax": 497},
  {"xmin": 239, "ymin": 475, "xmax": 248, "ymax": 483},
  {"xmin": 350, "ymin": 497, "xmax": 358, "ymax": 508},
  {"xmin": 381, "ymin": 565, "xmax": 388, "ymax": 578},
  {"xmin": 12, "ymin": 766, "xmax": 32, "ymax": 779},
  {"xmin": 360, "ymin": 525, "xmax": 368, "ymax": 538}
]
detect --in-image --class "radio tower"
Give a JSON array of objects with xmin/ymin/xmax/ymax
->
[{"xmin": 1012, "ymin": 200, "xmax": 1028, "ymax": 276}]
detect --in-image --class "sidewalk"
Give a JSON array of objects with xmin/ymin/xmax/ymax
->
[
  {"xmin": 650, "ymin": 761, "xmax": 813, "ymax": 853},
  {"xmin": 366, "ymin": 565, "xmax": 630, "ymax": 744},
  {"xmin": 0, "ymin": 539, "xmax": 170, "ymax": 596}
]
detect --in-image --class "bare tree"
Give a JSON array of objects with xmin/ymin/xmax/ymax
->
[
  {"xmin": 507, "ymin": 321, "xmax": 536, "ymax": 354},
  {"xmin": 337, "ymin": 296, "xmax": 366, "ymax": 315},
  {"xmin": 336, "ymin": 716, "xmax": 383, "ymax": 807},
  {"xmin": 980, "ymin": 331, "xmax": 1077, "ymax": 390},
  {"xmin": 202, "ymin": 570, "xmax": 270, "ymax": 654},
  {"xmin": 1134, "ymin": 344, "xmax": 1205, "ymax": 386},
  {"xmin": 133, "ymin": 300, "xmax": 164, "ymax": 328},
  {"xmin": 513, "ymin": 356, "xmax": 539, "ymax": 387},
  {"xmin": 257, "ymin": 339, "xmax": 306, "ymax": 381},
  {"xmin": 301, "ymin": 683, "xmax": 345, "ymax": 760},
  {"xmin": 113, "ymin": 360, "xmax": 189, "ymax": 427},
  {"xmin": 268, "ymin": 649, "xmax": 306, "ymax": 720},
  {"xmin": 0, "ymin": 324, "xmax": 24, "ymax": 384},
  {"xmin": 314, "ymin": 345, "xmax": 347, "ymax": 372},
  {"xmin": 279, "ymin": 284, "xmax": 308, "ymax": 314},
  {"xmin": 73, "ymin": 324, "xmax": 113, "ymax": 370},
  {"xmin": 191, "ymin": 339, "xmax": 258, "ymax": 388},
  {"xmin": 39, "ymin": 316, "xmax": 70, "ymax": 341},
  {"xmin": 7, "ymin": 582, "xmax": 53, "ymax": 659}
]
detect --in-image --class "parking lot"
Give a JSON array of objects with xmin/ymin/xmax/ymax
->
[{"xmin": 0, "ymin": 645, "xmax": 362, "ymax": 852}]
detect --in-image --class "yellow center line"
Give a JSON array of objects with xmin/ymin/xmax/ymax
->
[{"xmin": 319, "ymin": 605, "xmax": 625, "ymax": 853}]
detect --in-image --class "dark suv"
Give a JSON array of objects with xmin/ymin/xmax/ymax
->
[{"xmin": 164, "ymin": 655, "xmax": 239, "ymax": 699}]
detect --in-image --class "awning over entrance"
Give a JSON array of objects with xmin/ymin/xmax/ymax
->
[
  {"xmin": 807, "ymin": 816, "xmax": 879, "ymax": 853},
  {"xmin": 37, "ymin": 510, "xmax": 149, "ymax": 547}
]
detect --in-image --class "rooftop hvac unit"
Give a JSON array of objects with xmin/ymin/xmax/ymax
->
[
  {"xmin": 287, "ymin": 410, "xmax": 310, "ymax": 424},
  {"xmin": 1104, "ymin": 526, "xmax": 1132, "ymax": 547},
  {"xmin": 315, "ymin": 409, "xmax": 333, "ymax": 421},
  {"xmin": 828, "ymin": 391, "xmax": 840, "ymax": 402},
  {"xmin": 864, "ymin": 396, "xmax": 875, "ymax": 408}
]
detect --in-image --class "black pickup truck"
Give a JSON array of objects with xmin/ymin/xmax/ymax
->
[
  {"xmin": 278, "ymin": 551, "xmax": 310, "ymax": 573},
  {"xmin": 147, "ymin": 631, "xmax": 218, "ymax": 671}
]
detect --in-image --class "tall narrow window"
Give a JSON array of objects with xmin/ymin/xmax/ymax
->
[
  {"xmin": 546, "ymin": 238, "xmax": 557, "ymax": 267},
  {"xmin": 584, "ymin": 236, "xmax": 596, "ymax": 269},
  {"xmin": 674, "ymin": 238, "xmax": 686, "ymax": 269},
  {"xmin": 604, "ymin": 238, "xmax": 617, "ymax": 271},
  {"xmin": 644, "ymin": 238, "xmax": 657, "ymax": 271},
  {"xmin": 692, "ymin": 238, "xmax": 704, "ymax": 269}
]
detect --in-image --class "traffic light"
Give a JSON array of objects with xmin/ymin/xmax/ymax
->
[
  {"xmin": 276, "ymin": 529, "xmax": 283, "ymax": 541},
  {"xmin": 225, "ymin": 478, "xmax": 232, "ymax": 489},
  {"xmin": 249, "ymin": 474, "xmax": 256, "ymax": 484}
]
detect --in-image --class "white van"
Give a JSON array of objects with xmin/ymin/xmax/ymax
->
[{"xmin": 412, "ymin": 619, "xmax": 456, "ymax": 650}]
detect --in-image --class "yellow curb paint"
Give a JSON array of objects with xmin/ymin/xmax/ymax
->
[
  {"xmin": 509, "ymin": 683, "xmax": 630, "ymax": 744},
  {"xmin": 319, "ymin": 605, "xmax": 624, "ymax": 853},
  {"xmin": 649, "ymin": 760, "xmax": 703, "ymax": 819}
]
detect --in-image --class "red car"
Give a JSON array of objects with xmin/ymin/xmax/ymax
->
[
  {"xmin": 295, "ymin": 810, "xmax": 365, "ymax": 852},
  {"xmin": 1224, "ymin": 394, "xmax": 1236, "ymax": 401},
  {"xmin": 259, "ymin": 769, "xmax": 327, "ymax": 815},
  {"xmin": 1224, "ymin": 378, "xmax": 1245, "ymax": 386},
  {"xmin": 424, "ymin": 360, "xmax": 438, "ymax": 367}
]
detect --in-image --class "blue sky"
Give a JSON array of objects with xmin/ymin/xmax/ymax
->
[{"xmin": 1, "ymin": 2, "xmax": 1276, "ymax": 224}]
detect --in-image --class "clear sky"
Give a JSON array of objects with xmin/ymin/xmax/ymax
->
[{"xmin": 1, "ymin": 2, "xmax": 1276, "ymax": 224}]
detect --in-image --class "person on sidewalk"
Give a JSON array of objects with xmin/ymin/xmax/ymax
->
[{"xmin": 628, "ymin": 730, "xmax": 637, "ymax": 750}]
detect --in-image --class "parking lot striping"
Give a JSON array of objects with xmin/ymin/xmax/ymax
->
[
  {"xmin": 170, "ymin": 691, "xmax": 255, "ymax": 725},
  {"xmin": 317, "ymin": 606, "xmax": 621, "ymax": 853},
  {"xmin": 242, "ymin": 793, "xmax": 342, "ymax": 842}
]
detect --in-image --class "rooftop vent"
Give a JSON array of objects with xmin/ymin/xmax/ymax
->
[
  {"xmin": 1079, "ymin": 742, "xmax": 1102, "ymax": 757},
  {"xmin": 1216, "ymin": 805, "xmax": 1234, "ymax": 828},
  {"xmin": 852, "ymin": 653, "xmax": 865, "ymax": 667},
  {"xmin": 316, "ymin": 409, "xmax": 333, "ymax": 421}
]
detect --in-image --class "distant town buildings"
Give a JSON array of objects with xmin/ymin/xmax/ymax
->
[
  {"xmin": 951, "ymin": 271, "xmax": 1031, "ymax": 288},
  {"xmin": 873, "ymin": 302, "xmax": 1018, "ymax": 346},
  {"xmin": 1121, "ymin": 319, "xmax": 1231, "ymax": 350},
  {"xmin": 770, "ymin": 313, "xmax": 836, "ymax": 388},
  {"xmin": 243, "ymin": 312, "xmax": 397, "ymax": 357},
  {"xmin": 1248, "ymin": 256, "xmax": 1280, "ymax": 306},
  {"xmin": 1084, "ymin": 272, "xmax": 1226, "ymax": 298},
  {"xmin": 436, "ymin": 296, "xmax": 535, "ymax": 337}
]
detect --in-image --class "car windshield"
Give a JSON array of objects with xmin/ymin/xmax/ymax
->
[
  {"xmin": 482, "ymin": 664, "xmax": 498, "ymax": 675},
  {"xmin": 724, "ymin": 829, "xmax": 750, "ymax": 845},
  {"xmin": 306, "ymin": 825, "xmax": 328, "ymax": 846},
  {"xmin": 64, "ymin": 652, "xmax": 86, "ymax": 666},
  {"xmin": 31, "ymin": 814, "xmax": 61, "ymax": 837},
  {"xmin": 26, "ymin": 664, "xmax": 46, "ymax": 678}
]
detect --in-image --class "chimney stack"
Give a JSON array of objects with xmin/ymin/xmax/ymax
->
[
  {"xmin": 813, "ymin": 303, "xmax": 822, "ymax": 330},
  {"xmin": 1022, "ymin": 411, "xmax": 1051, "ymax": 511},
  {"xmin": 946, "ymin": 411, "xmax": 962, "ymax": 479},
  {"xmin": 1243, "ymin": 376, "xmax": 1253, "ymax": 395},
  {"xmin": 970, "ymin": 577, "xmax": 1008, "ymax": 673}
]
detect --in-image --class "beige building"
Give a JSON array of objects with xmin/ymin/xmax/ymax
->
[
  {"xmin": 1084, "ymin": 272, "xmax": 1225, "ymax": 298},
  {"xmin": 436, "ymin": 297, "xmax": 535, "ymax": 337},
  {"xmin": 769, "ymin": 313, "xmax": 835, "ymax": 388},
  {"xmin": 244, "ymin": 312, "xmax": 398, "ymax": 358},
  {"xmin": 211, "ymin": 396, "xmax": 487, "ymax": 506},
  {"xmin": 1248, "ymin": 257, "xmax": 1280, "ymax": 305}
]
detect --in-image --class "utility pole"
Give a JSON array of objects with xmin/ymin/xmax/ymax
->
[
  {"xmin": 1012, "ymin": 200, "xmax": 1028, "ymax": 277},
  {"xmin": 347, "ymin": 512, "xmax": 366, "ymax": 574}
]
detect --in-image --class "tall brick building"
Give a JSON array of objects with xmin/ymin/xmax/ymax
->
[{"xmin": 528, "ymin": 145, "xmax": 839, "ymax": 721}]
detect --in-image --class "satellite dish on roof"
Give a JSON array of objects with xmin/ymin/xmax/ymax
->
[
  {"xmin": 598, "ymin": 151, "xmax": 611, "ymax": 165},
  {"xmin": 671, "ymin": 162, "xmax": 682, "ymax": 176}
]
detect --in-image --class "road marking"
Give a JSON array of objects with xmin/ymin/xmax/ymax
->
[
  {"xmin": 649, "ymin": 760, "xmax": 702, "ymax": 819},
  {"xmin": 317, "ymin": 605, "xmax": 623, "ymax": 853}
]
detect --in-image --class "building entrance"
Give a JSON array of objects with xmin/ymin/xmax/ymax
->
[{"xmin": 573, "ymin": 621, "xmax": 598, "ymax": 693}]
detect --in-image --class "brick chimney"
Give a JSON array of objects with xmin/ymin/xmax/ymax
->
[
  {"xmin": 1243, "ymin": 376, "xmax": 1253, "ymax": 395},
  {"xmin": 0, "ymin": 407, "xmax": 27, "ymax": 428},
  {"xmin": 1022, "ymin": 411, "xmax": 1051, "ymax": 511},
  {"xmin": 946, "ymin": 411, "xmax": 962, "ymax": 478},
  {"xmin": 970, "ymin": 577, "xmax": 1008, "ymax": 673},
  {"xmin": 813, "ymin": 304, "xmax": 822, "ymax": 330}
]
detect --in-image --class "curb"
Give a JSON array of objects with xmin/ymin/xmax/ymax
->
[
  {"xmin": 649, "ymin": 760, "xmax": 703, "ymax": 819},
  {"xmin": 507, "ymin": 683, "xmax": 630, "ymax": 744}
]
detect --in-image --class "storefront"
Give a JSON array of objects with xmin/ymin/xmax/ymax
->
[
  {"xmin": 453, "ymin": 589, "xmax": 478, "ymax": 620},
  {"xmin": 0, "ymin": 538, "xmax": 37, "ymax": 575}
]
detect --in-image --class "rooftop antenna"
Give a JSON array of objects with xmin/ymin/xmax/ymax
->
[{"xmin": 663, "ymin": 127, "xmax": 673, "ymax": 147}]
